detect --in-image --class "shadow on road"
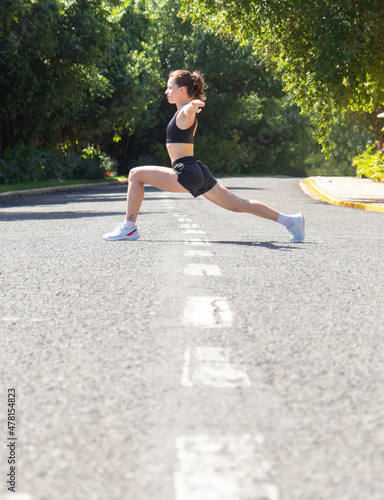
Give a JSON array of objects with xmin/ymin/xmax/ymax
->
[
  {"xmin": 224, "ymin": 186, "xmax": 264, "ymax": 191},
  {"xmin": 0, "ymin": 211, "xmax": 158, "ymax": 221},
  {"xmin": 146, "ymin": 240, "xmax": 313, "ymax": 251},
  {"xmin": 0, "ymin": 184, "xmax": 172, "ymax": 220},
  {"xmin": 212, "ymin": 240, "xmax": 309, "ymax": 251}
]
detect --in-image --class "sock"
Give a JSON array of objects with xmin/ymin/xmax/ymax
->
[
  {"xmin": 124, "ymin": 219, "xmax": 136, "ymax": 229},
  {"xmin": 277, "ymin": 213, "xmax": 293, "ymax": 228}
]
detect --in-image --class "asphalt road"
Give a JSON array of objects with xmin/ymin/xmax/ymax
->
[{"xmin": 0, "ymin": 177, "xmax": 383, "ymax": 500}]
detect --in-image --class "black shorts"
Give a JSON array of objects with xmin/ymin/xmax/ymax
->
[{"xmin": 172, "ymin": 156, "xmax": 217, "ymax": 198}]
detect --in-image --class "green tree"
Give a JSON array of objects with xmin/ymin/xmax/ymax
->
[
  {"xmin": 97, "ymin": 1, "xmax": 162, "ymax": 165},
  {"xmin": 0, "ymin": 0, "xmax": 157, "ymax": 156},
  {"xmin": 181, "ymin": 0, "xmax": 384, "ymax": 143},
  {"xmin": 1, "ymin": 0, "xmax": 361, "ymax": 178},
  {"xmin": 123, "ymin": 0, "xmax": 318, "ymax": 176},
  {"xmin": 0, "ymin": 0, "xmax": 112, "ymax": 151}
]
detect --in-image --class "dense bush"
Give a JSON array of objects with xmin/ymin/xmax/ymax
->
[
  {"xmin": 0, "ymin": 143, "xmax": 116, "ymax": 184},
  {"xmin": 353, "ymin": 144, "xmax": 384, "ymax": 182}
]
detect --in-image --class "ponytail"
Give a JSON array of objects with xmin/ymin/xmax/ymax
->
[{"xmin": 169, "ymin": 70, "xmax": 206, "ymax": 100}]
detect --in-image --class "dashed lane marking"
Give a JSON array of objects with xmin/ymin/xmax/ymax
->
[
  {"xmin": 174, "ymin": 434, "xmax": 279, "ymax": 500},
  {"xmin": 183, "ymin": 297, "xmax": 233, "ymax": 328},
  {"xmin": 160, "ymin": 198, "xmax": 176, "ymax": 209},
  {"xmin": 181, "ymin": 346, "xmax": 251, "ymax": 388},
  {"xmin": 176, "ymin": 218, "xmax": 193, "ymax": 223},
  {"xmin": 184, "ymin": 250, "xmax": 214, "ymax": 257},
  {"xmin": 185, "ymin": 264, "xmax": 221, "ymax": 276},
  {"xmin": 182, "ymin": 229, "xmax": 206, "ymax": 234},
  {"xmin": 162, "ymin": 196, "xmax": 275, "ymax": 500}
]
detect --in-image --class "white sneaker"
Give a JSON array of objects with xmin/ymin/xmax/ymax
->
[
  {"xmin": 286, "ymin": 213, "xmax": 305, "ymax": 242},
  {"xmin": 103, "ymin": 222, "xmax": 140, "ymax": 241}
]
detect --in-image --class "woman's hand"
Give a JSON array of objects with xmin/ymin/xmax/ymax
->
[
  {"xmin": 190, "ymin": 100, "xmax": 205, "ymax": 113},
  {"xmin": 177, "ymin": 99, "xmax": 205, "ymax": 129}
]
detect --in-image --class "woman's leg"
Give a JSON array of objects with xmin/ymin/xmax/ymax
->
[
  {"xmin": 203, "ymin": 181, "xmax": 280, "ymax": 221},
  {"xmin": 126, "ymin": 166, "xmax": 188, "ymax": 222},
  {"xmin": 203, "ymin": 181, "xmax": 305, "ymax": 242},
  {"xmin": 103, "ymin": 165, "xmax": 189, "ymax": 241}
]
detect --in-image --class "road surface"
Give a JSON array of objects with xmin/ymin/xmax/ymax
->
[{"xmin": 0, "ymin": 177, "xmax": 383, "ymax": 500}]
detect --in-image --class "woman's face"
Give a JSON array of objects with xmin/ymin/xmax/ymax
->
[{"xmin": 165, "ymin": 78, "xmax": 182, "ymax": 104}]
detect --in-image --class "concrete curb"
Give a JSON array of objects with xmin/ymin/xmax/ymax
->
[
  {"xmin": 0, "ymin": 179, "xmax": 128, "ymax": 198},
  {"xmin": 300, "ymin": 178, "xmax": 384, "ymax": 214}
]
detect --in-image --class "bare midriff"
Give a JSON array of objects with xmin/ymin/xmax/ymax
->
[{"xmin": 167, "ymin": 143, "xmax": 194, "ymax": 165}]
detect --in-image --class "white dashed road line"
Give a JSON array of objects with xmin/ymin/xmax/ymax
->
[
  {"xmin": 182, "ymin": 229, "xmax": 206, "ymax": 234},
  {"xmin": 174, "ymin": 434, "xmax": 279, "ymax": 500},
  {"xmin": 184, "ymin": 250, "xmax": 214, "ymax": 257},
  {"xmin": 161, "ymin": 195, "xmax": 267, "ymax": 500},
  {"xmin": 181, "ymin": 346, "xmax": 251, "ymax": 388},
  {"xmin": 178, "ymin": 223, "xmax": 200, "ymax": 229},
  {"xmin": 184, "ymin": 263, "xmax": 221, "ymax": 276},
  {"xmin": 183, "ymin": 297, "xmax": 233, "ymax": 328}
]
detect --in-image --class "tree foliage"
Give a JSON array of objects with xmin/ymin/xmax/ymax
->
[
  {"xmin": 122, "ymin": 0, "xmax": 319, "ymax": 175},
  {"xmin": 181, "ymin": 0, "xmax": 384, "ymax": 142},
  {"xmin": 1, "ymin": 0, "xmax": 365, "ymax": 181},
  {"xmin": 0, "ymin": 0, "xmax": 157, "ymax": 154}
]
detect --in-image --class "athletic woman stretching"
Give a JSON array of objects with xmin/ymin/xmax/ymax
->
[{"xmin": 103, "ymin": 70, "xmax": 305, "ymax": 242}]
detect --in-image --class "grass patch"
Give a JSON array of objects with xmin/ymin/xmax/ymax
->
[{"xmin": 0, "ymin": 176, "xmax": 127, "ymax": 193}]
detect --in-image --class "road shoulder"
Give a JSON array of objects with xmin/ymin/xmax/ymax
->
[{"xmin": 300, "ymin": 176, "xmax": 384, "ymax": 213}]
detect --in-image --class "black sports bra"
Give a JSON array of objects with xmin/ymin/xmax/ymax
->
[{"xmin": 166, "ymin": 112, "xmax": 197, "ymax": 144}]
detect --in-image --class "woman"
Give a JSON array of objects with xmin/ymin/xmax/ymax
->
[{"xmin": 103, "ymin": 70, "xmax": 305, "ymax": 242}]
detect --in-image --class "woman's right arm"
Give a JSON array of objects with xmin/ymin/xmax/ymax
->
[{"xmin": 177, "ymin": 100, "xmax": 205, "ymax": 129}]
